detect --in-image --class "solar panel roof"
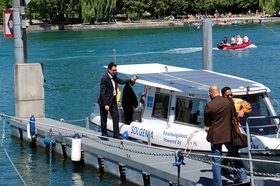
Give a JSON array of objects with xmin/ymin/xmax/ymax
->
[{"xmin": 117, "ymin": 63, "xmax": 269, "ymax": 95}]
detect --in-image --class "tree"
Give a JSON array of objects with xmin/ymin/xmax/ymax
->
[
  {"xmin": 123, "ymin": 0, "xmax": 148, "ymax": 20},
  {"xmin": 259, "ymin": 0, "xmax": 279, "ymax": 14},
  {"xmin": 148, "ymin": 0, "xmax": 169, "ymax": 19},
  {"xmin": 168, "ymin": 0, "xmax": 189, "ymax": 18},
  {"xmin": 26, "ymin": 0, "xmax": 41, "ymax": 24},
  {"xmin": 81, "ymin": 0, "xmax": 116, "ymax": 23},
  {"xmin": 0, "ymin": 0, "xmax": 12, "ymax": 23},
  {"xmin": 65, "ymin": 0, "xmax": 82, "ymax": 23}
]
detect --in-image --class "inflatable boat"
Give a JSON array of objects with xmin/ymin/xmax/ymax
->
[{"xmin": 217, "ymin": 40, "xmax": 252, "ymax": 50}]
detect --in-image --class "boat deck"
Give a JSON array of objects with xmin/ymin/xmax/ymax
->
[{"xmin": 6, "ymin": 117, "xmax": 280, "ymax": 185}]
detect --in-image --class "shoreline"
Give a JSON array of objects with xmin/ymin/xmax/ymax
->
[{"xmin": 1, "ymin": 16, "xmax": 280, "ymax": 32}]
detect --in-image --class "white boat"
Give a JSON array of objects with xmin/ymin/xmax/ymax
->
[{"xmin": 90, "ymin": 63, "xmax": 280, "ymax": 155}]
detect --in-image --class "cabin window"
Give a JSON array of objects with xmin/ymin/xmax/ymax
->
[
  {"xmin": 238, "ymin": 94, "xmax": 270, "ymax": 119},
  {"xmin": 146, "ymin": 96, "xmax": 154, "ymax": 109},
  {"xmin": 238, "ymin": 94, "xmax": 276, "ymax": 135},
  {"xmin": 152, "ymin": 93, "xmax": 170, "ymax": 119},
  {"xmin": 175, "ymin": 97, "xmax": 204, "ymax": 124}
]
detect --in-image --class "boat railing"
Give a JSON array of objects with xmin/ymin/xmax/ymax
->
[{"xmin": 245, "ymin": 115, "xmax": 280, "ymax": 186}]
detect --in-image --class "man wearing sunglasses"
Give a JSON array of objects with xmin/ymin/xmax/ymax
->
[{"xmin": 204, "ymin": 85, "xmax": 248, "ymax": 185}]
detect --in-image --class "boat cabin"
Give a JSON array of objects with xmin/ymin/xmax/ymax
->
[{"xmin": 117, "ymin": 63, "xmax": 278, "ymax": 136}]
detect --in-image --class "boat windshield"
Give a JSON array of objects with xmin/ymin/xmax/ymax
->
[{"xmin": 237, "ymin": 94, "xmax": 278, "ymax": 136}]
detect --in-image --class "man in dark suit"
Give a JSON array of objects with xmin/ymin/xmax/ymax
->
[
  {"xmin": 98, "ymin": 62, "xmax": 137, "ymax": 139},
  {"xmin": 122, "ymin": 82, "xmax": 138, "ymax": 124},
  {"xmin": 204, "ymin": 85, "xmax": 247, "ymax": 186}
]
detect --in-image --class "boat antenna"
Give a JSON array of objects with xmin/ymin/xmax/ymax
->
[{"xmin": 113, "ymin": 49, "xmax": 117, "ymax": 64}]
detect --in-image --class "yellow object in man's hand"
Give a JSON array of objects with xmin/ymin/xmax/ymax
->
[{"xmin": 233, "ymin": 98, "xmax": 252, "ymax": 113}]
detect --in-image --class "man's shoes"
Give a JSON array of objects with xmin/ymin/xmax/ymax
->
[
  {"xmin": 99, "ymin": 137, "xmax": 109, "ymax": 141},
  {"xmin": 113, "ymin": 135, "xmax": 122, "ymax": 139},
  {"xmin": 233, "ymin": 179, "xmax": 250, "ymax": 185},
  {"xmin": 99, "ymin": 134, "xmax": 109, "ymax": 141}
]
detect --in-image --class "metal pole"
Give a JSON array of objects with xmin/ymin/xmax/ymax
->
[
  {"xmin": 147, "ymin": 132, "xmax": 151, "ymax": 146},
  {"xmin": 202, "ymin": 19, "xmax": 213, "ymax": 71},
  {"xmin": 85, "ymin": 117, "xmax": 89, "ymax": 129},
  {"xmin": 13, "ymin": 0, "xmax": 24, "ymax": 64},
  {"xmin": 20, "ymin": 5, "xmax": 28, "ymax": 63},
  {"xmin": 246, "ymin": 119, "xmax": 254, "ymax": 186},
  {"xmin": 177, "ymin": 165, "xmax": 180, "ymax": 186}
]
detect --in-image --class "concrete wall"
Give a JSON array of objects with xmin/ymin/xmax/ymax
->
[{"xmin": 14, "ymin": 63, "xmax": 45, "ymax": 118}]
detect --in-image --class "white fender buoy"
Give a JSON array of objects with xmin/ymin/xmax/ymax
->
[
  {"xmin": 27, "ymin": 122, "xmax": 31, "ymax": 140},
  {"xmin": 27, "ymin": 115, "xmax": 35, "ymax": 140},
  {"xmin": 71, "ymin": 134, "xmax": 81, "ymax": 162}
]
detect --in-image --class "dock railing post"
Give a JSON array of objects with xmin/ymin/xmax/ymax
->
[
  {"xmin": 246, "ymin": 116, "xmax": 280, "ymax": 186},
  {"xmin": 85, "ymin": 117, "xmax": 89, "ymax": 129},
  {"xmin": 173, "ymin": 150, "xmax": 185, "ymax": 186},
  {"xmin": 177, "ymin": 164, "xmax": 181, "ymax": 186},
  {"xmin": 147, "ymin": 132, "xmax": 151, "ymax": 146},
  {"xmin": 246, "ymin": 117, "xmax": 257, "ymax": 186}
]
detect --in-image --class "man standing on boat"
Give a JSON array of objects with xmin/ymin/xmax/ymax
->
[
  {"xmin": 221, "ymin": 86, "xmax": 252, "ymax": 179},
  {"xmin": 98, "ymin": 62, "xmax": 137, "ymax": 139},
  {"xmin": 204, "ymin": 85, "xmax": 248, "ymax": 186}
]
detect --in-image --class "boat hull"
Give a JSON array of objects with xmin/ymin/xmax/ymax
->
[{"xmin": 90, "ymin": 112, "xmax": 280, "ymax": 155}]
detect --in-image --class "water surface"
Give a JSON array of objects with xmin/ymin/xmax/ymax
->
[{"xmin": 1, "ymin": 22, "xmax": 280, "ymax": 185}]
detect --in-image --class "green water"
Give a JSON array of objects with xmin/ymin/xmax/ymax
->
[{"xmin": 0, "ymin": 23, "xmax": 280, "ymax": 185}]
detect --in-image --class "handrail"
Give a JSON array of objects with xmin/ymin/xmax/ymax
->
[{"xmin": 245, "ymin": 115, "xmax": 280, "ymax": 186}]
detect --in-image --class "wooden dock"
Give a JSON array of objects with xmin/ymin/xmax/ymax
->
[{"xmin": 5, "ymin": 116, "xmax": 280, "ymax": 186}]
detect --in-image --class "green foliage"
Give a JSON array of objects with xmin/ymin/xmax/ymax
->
[
  {"xmin": 3, "ymin": 0, "xmax": 279, "ymax": 24},
  {"xmin": 123, "ymin": 0, "xmax": 149, "ymax": 20},
  {"xmin": 168, "ymin": 0, "xmax": 189, "ymax": 17},
  {"xmin": 148, "ymin": 0, "xmax": 169, "ymax": 19},
  {"xmin": 236, "ymin": 0, "xmax": 258, "ymax": 9},
  {"xmin": 0, "ymin": 0, "xmax": 12, "ymax": 23},
  {"xmin": 259, "ymin": 0, "xmax": 280, "ymax": 14},
  {"xmin": 81, "ymin": 0, "xmax": 116, "ymax": 23},
  {"xmin": 25, "ymin": 0, "xmax": 81, "ymax": 23}
]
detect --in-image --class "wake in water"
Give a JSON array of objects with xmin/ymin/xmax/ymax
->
[
  {"xmin": 43, "ymin": 48, "xmax": 202, "ymax": 61},
  {"xmin": 165, "ymin": 47, "xmax": 202, "ymax": 54},
  {"xmin": 43, "ymin": 45, "xmax": 257, "ymax": 61},
  {"xmin": 117, "ymin": 47, "xmax": 203, "ymax": 57},
  {"xmin": 247, "ymin": 44, "xmax": 257, "ymax": 48},
  {"xmin": 114, "ymin": 46, "xmax": 256, "ymax": 57}
]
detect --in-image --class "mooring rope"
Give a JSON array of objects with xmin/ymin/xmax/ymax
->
[
  {"xmin": 49, "ymin": 142, "xmax": 53, "ymax": 186},
  {"xmin": 1, "ymin": 117, "xmax": 28, "ymax": 186},
  {"xmin": 261, "ymin": 22, "xmax": 280, "ymax": 39}
]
